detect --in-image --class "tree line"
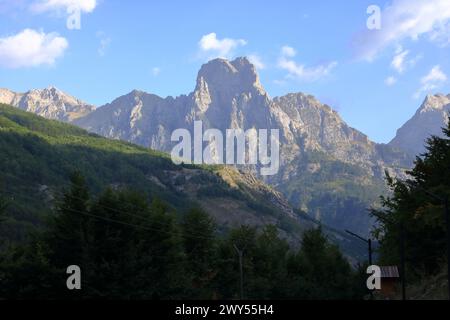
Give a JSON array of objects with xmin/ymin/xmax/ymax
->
[
  {"xmin": 371, "ymin": 115, "xmax": 450, "ymax": 282},
  {"xmin": 0, "ymin": 172, "xmax": 366, "ymax": 299}
]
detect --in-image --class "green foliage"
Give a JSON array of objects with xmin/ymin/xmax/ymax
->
[
  {"xmin": 0, "ymin": 177, "xmax": 364, "ymax": 299},
  {"xmin": 0, "ymin": 104, "xmax": 366, "ymax": 299},
  {"xmin": 181, "ymin": 207, "xmax": 217, "ymax": 299},
  {"xmin": 372, "ymin": 114, "xmax": 450, "ymax": 278},
  {"xmin": 0, "ymin": 194, "xmax": 7, "ymax": 223},
  {"xmin": 286, "ymin": 227, "xmax": 364, "ymax": 299},
  {"xmin": 279, "ymin": 150, "xmax": 386, "ymax": 236}
]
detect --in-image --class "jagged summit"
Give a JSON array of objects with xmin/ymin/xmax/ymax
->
[
  {"xmin": 389, "ymin": 93, "xmax": 450, "ymax": 155},
  {"xmin": 418, "ymin": 93, "xmax": 450, "ymax": 114},
  {"xmin": 1, "ymin": 57, "xmax": 418, "ymax": 236},
  {"xmin": 0, "ymin": 87, "xmax": 95, "ymax": 122},
  {"xmin": 196, "ymin": 57, "xmax": 265, "ymax": 94}
]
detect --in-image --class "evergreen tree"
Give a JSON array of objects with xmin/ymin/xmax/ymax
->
[
  {"xmin": 287, "ymin": 227, "xmax": 357, "ymax": 299},
  {"xmin": 181, "ymin": 207, "xmax": 217, "ymax": 299},
  {"xmin": 214, "ymin": 225, "xmax": 257, "ymax": 299},
  {"xmin": 371, "ymin": 115, "xmax": 450, "ymax": 277},
  {"xmin": 47, "ymin": 171, "xmax": 91, "ymax": 271},
  {"xmin": 250, "ymin": 225, "xmax": 290, "ymax": 299},
  {"xmin": 0, "ymin": 195, "xmax": 7, "ymax": 222},
  {"xmin": 134, "ymin": 197, "xmax": 188, "ymax": 299}
]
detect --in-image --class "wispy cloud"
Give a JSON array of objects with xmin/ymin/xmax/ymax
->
[
  {"xmin": 353, "ymin": 0, "xmax": 450, "ymax": 61},
  {"xmin": 0, "ymin": 28, "xmax": 68, "ymax": 68},
  {"xmin": 198, "ymin": 33, "xmax": 247, "ymax": 59},
  {"xmin": 413, "ymin": 65, "xmax": 448, "ymax": 99},
  {"xmin": 281, "ymin": 46, "xmax": 296, "ymax": 58},
  {"xmin": 152, "ymin": 67, "xmax": 161, "ymax": 77},
  {"xmin": 277, "ymin": 45, "xmax": 337, "ymax": 82},
  {"xmin": 247, "ymin": 54, "xmax": 265, "ymax": 70},
  {"xmin": 391, "ymin": 47, "xmax": 409, "ymax": 73},
  {"xmin": 30, "ymin": 0, "xmax": 97, "ymax": 14},
  {"xmin": 0, "ymin": 0, "xmax": 27, "ymax": 15},
  {"xmin": 96, "ymin": 31, "xmax": 111, "ymax": 57},
  {"xmin": 390, "ymin": 46, "xmax": 421, "ymax": 74},
  {"xmin": 385, "ymin": 76, "xmax": 397, "ymax": 86}
]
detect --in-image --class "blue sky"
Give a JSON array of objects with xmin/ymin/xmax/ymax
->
[{"xmin": 1, "ymin": 0, "xmax": 450, "ymax": 143}]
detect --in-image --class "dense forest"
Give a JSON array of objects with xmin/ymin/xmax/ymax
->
[
  {"xmin": 0, "ymin": 172, "xmax": 367, "ymax": 299},
  {"xmin": 0, "ymin": 103, "xmax": 369, "ymax": 299},
  {"xmin": 371, "ymin": 115, "xmax": 450, "ymax": 292},
  {"xmin": 3, "ymin": 104, "xmax": 448, "ymax": 299}
]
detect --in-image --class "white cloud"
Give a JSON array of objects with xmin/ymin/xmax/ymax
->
[
  {"xmin": 199, "ymin": 33, "xmax": 247, "ymax": 59},
  {"xmin": 96, "ymin": 31, "xmax": 111, "ymax": 57},
  {"xmin": 152, "ymin": 67, "xmax": 161, "ymax": 76},
  {"xmin": 0, "ymin": 29, "xmax": 68, "ymax": 68},
  {"xmin": 391, "ymin": 46, "xmax": 409, "ymax": 73},
  {"xmin": 247, "ymin": 54, "xmax": 265, "ymax": 70},
  {"xmin": 385, "ymin": 76, "xmax": 397, "ymax": 86},
  {"xmin": 414, "ymin": 65, "xmax": 448, "ymax": 98},
  {"xmin": 31, "ymin": 0, "xmax": 97, "ymax": 13},
  {"xmin": 354, "ymin": 0, "xmax": 450, "ymax": 61},
  {"xmin": 273, "ymin": 79, "xmax": 287, "ymax": 86},
  {"xmin": 429, "ymin": 21, "xmax": 450, "ymax": 46},
  {"xmin": 277, "ymin": 46, "xmax": 337, "ymax": 82},
  {"xmin": 390, "ymin": 46, "xmax": 422, "ymax": 74},
  {"xmin": 281, "ymin": 46, "xmax": 296, "ymax": 58},
  {"xmin": 422, "ymin": 65, "xmax": 447, "ymax": 83}
]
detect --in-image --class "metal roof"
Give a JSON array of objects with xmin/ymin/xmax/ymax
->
[{"xmin": 380, "ymin": 266, "xmax": 400, "ymax": 278}]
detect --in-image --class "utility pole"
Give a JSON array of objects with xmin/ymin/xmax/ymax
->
[
  {"xmin": 445, "ymin": 198, "xmax": 450, "ymax": 300},
  {"xmin": 345, "ymin": 230, "xmax": 373, "ymax": 299},
  {"xmin": 419, "ymin": 187, "xmax": 450, "ymax": 300},
  {"xmin": 372, "ymin": 214, "xmax": 407, "ymax": 300},
  {"xmin": 399, "ymin": 221, "xmax": 406, "ymax": 300},
  {"xmin": 345, "ymin": 230, "xmax": 373, "ymax": 266},
  {"xmin": 234, "ymin": 244, "xmax": 244, "ymax": 300}
]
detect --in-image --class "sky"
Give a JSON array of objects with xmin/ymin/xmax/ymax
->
[{"xmin": 0, "ymin": 0, "xmax": 449, "ymax": 143}]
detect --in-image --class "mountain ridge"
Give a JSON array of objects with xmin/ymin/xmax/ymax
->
[
  {"xmin": 0, "ymin": 86, "xmax": 95, "ymax": 122},
  {"xmin": 70, "ymin": 57, "xmax": 414, "ymax": 235},
  {"xmin": 389, "ymin": 93, "xmax": 450, "ymax": 156},
  {"xmin": 1, "ymin": 57, "xmax": 417, "ymax": 236}
]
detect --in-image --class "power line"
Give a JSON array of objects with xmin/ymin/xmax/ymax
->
[
  {"xmin": 0, "ymin": 174, "xmax": 201, "ymax": 235},
  {"xmin": 1, "ymin": 189, "xmax": 221, "ymax": 242},
  {"xmin": 1, "ymin": 174, "xmax": 219, "ymax": 240}
]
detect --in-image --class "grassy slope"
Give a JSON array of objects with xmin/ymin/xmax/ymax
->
[{"xmin": 0, "ymin": 103, "xmax": 308, "ymax": 244}]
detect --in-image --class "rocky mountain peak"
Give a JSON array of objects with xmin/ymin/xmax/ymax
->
[
  {"xmin": 0, "ymin": 88, "xmax": 17, "ymax": 105},
  {"xmin": 389, "ymin": 93, "xmax": 450, "ymax": 156},
  {"xmin": 195, "ymin": 57, "xmax": 265, "ymax": 95},
  {"xmin": 0, "ymin": 87, "xmax": 95, "ymax": 122},
  {"xmin": 418, "ymin": 93, "xmax": 450, "ymax": 114}
]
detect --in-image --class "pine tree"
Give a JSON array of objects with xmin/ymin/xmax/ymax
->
[
  {"xmin": 251, "ymin": 225, "xmax": 290, "ymax": 299},
  {"xmin": 47, "ymin": 171, "xmax": 91, "ymax": 270},
  {"xmin": 181, "ymin": 207, "xmax": 217, "ymax": 298},
  {"xmin": 135, "ymin": 197, "xmax": 188, "ymax": 299},
  {"xmin": 372, "ymin": 114, "xmax": 450, "ymax": 276},
  {"xmin": 287, "ymin": 227, "xmax": 356, "ymax": 299}
]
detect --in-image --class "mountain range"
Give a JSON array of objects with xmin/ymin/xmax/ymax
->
[
  {"xmin": 0, "ymin": 86, "xmax": 95, "ymax": 122},
  {"xmin": 1, "ymin": 57, "xmax": 449, "ymax": 236}
]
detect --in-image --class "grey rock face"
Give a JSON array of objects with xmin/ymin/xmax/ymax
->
[
  {"xmin": 0, "ymin": 86, "xmax": 95, "ymax": 122},
  {"xmin": 3, "ymin": 57, "xmax": 417, "ymax": 235},
  {"xmin": 76, "ymin": 57, "xmax": 409, "ymax": 173},
  {"xmin": 389, "ymin": 94, "xmax": 450, "ymax": 156},
  {"xmin": 72, "ymin": 57, "xmax": 415, "ymax": 236}
]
